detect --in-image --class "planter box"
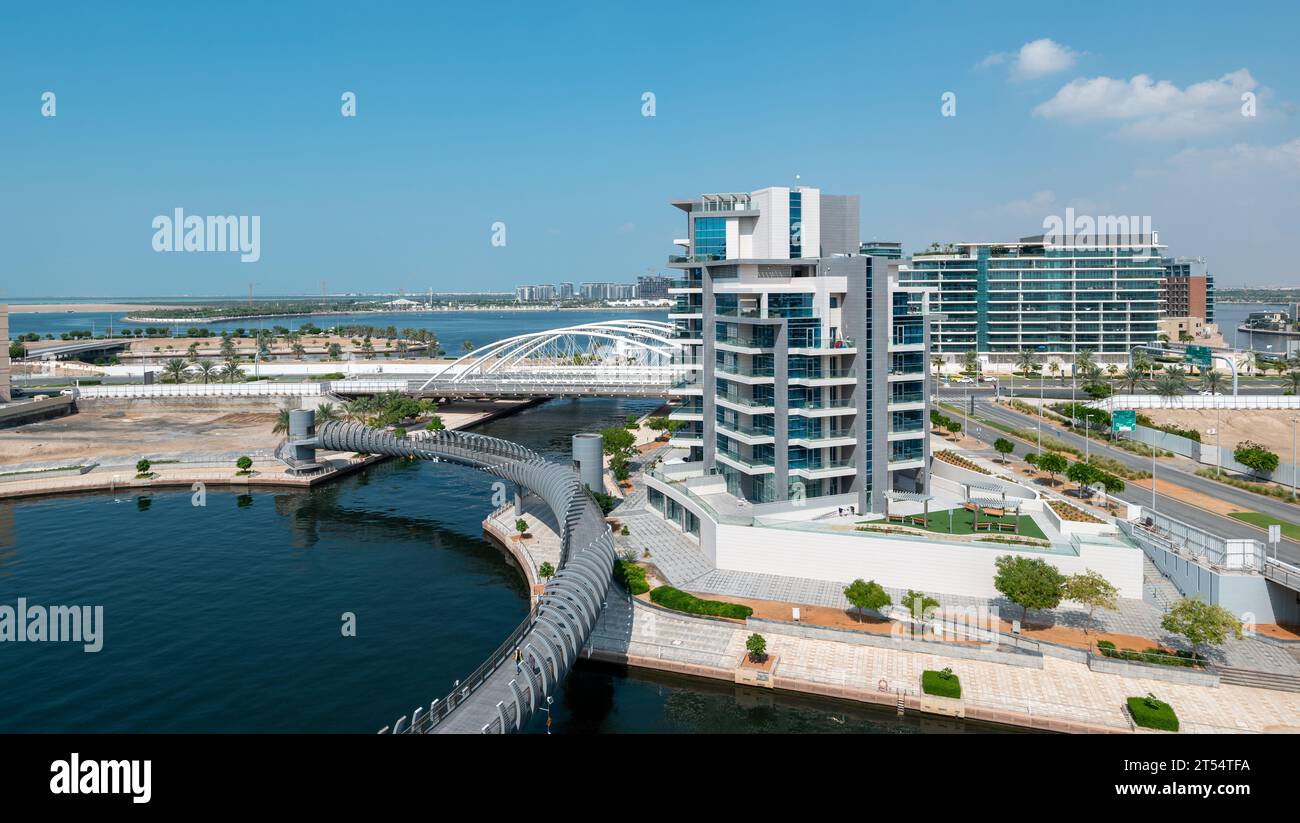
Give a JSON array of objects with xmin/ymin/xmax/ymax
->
[{"xmin": 735, "ymin": 653, "xmax": 778, "ymax": 688}]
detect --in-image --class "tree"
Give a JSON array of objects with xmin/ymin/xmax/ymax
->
[
  {"xmin": 1037, "ymin": 452, "xmax": 1068, "ymax": 487},
  {"xmin": 610, "ymin": 453, "xmax": 630, "ymax": 482},
  {"xmin": 1074, "ymin": 348, "xmax": 1096, "ymax": 383},
  {"xmin": 1096, "ymin": 470, "xmax": 1126, "ymax": 511},
  {"xmin": 1152, "ymin": 371, "xmax": 1186, "ymax": 407},
  {"xmin": 327, "ymin": 342, "xmax": 343, "ymax": 360},
  {"xmin": 1121, "ymin": 366, "xmax": 1143, "ymax": 394},
  {"xmin": 961, "ymin": 349, "xmax": 979, "ymax": 377},
  {"xmin": 1024, "ymin": 452, "xmax": 1040, "ymax": 471},
  {"xmin": 931, "ymin": 355, "xmax": 945, "ymax": 379},
  {"xmin": 1014, "ymin": 348, "xmax": 1037, "ymax": 398},
  {"xmin": 273, "ymin": 409, "xmax": 291, "ymax": 434},
  {"xmin": 538, "ymin": 561, "xmax": 555, "ymax": 580},
  {"xmin": 1160, "ymin": 597, "xmax": 1243, "ymax": 660},
  {"xmin": 904, "ymin": 589, "xmax": 940, "ymax": 623},
  {"xmin": 515, "ymin": 518, "xmax": 529, "ymax": 540},
  {"xmin": 600, "ymin": 426, "xmax": 636, "ymax": 459},
  {"xmin": 993, "ymin": 438, "xmax": 1014, "ymax": 463},
  {"xmin": 745, "ymin": 633, "xmax": 767, "ymax": 663},
  {"xmin": 135, "ymin": 458, "xmax": 152, "ymax": 477},
  {"xmin": 315, "ymin": 402, "xmax": 341, "ymax": 424},
  {"xmin": 1200, "ymin": 368, "xmax": 1225, "ymax": 396},
  {"xmin": 1286, "ymin": 370, "xmax": 1300, "ymax": 396},
  {"xmin": 1066, "ymin": 460, "xmax": 1100, "ymax": 498},
  {"xmin": 842, "ymin": 578, "xmax": 891, "ymax": 622},
  {"xmin": 993, "ymin": 555, "xmax": 1065, "ymax": 626},
  {"xmin": 1062, "ymin": 569, "xmax": 1118, "ymax": 635},
  {"xmin": 162, "ymin": 358, "xmax": 189, "ymax": 384},
  {"xmin": 424, "ymin": 416, "xmax": 445, "ymax": 431},
  {"xmin": 236, "ymin": 455, "xmax": 253, "ymax": 474},
  {"xmin": 1234, "ymin": 440, "xmax": 1279, "ymax": 476}
]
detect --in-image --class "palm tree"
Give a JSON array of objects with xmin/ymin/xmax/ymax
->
[
  {"xmin": 1106, "ymin": 363, "xmax": 1119, "ymax": 394},
  {"xmin": 1014, "ymin": 348, "xmax": 1037, "ymax": 399},
  {"xmin": 1049, "ymin": 361, "xmax": 1061, "ymax": 382},
  {"xmin": 196, "ymin": 359, "xmax": 217, "ymax": 385},
  {"xmin": 961, "ymin": 349, "xmax": 979, "ymax": 378},
  {"xmin": 162, "ymin": 358, "xmax": 188, "ymax": 384},
  {"xmin": 221, "ymin": 360, "xmax": 244, "ymax": 383},
  {"xmin": 1286, "ymin": 370, "xmax": 1300, "ymax": 396},
  {"xmin": 343, "ymin": 399, "xmax": 372, "ymax": 423},
  {"xmin": 931, "ymin": 355, "xmax": 944, "ymax": 380},
  {"xmin": 1153, "ymin": 371, "xmax": 1187, "ymax": 407},
  {"xmin": 1200, "ymin": 368, "xmax": 1225, "ymax": 396},
  {"xmin": 315, "ymin": 402, "xmax": 341, "ymax": 424},
  {"xmin": 1134, "ymin": 350, "xmax": 1154, "ymax": 380},
  {"xmin": 1119, "ymin": 366, "xmax": 1142, "ymax": 394},
  {"xmin": 1074, "ymin": 348, "xmax": 1096, "ymax": 383},
  {"xmin": 273, "ymin": 409, "xmax": 291, "ymax": 434}
]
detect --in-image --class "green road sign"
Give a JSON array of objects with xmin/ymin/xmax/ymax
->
[
  {"xmin": 1113, "ymin": 409, "xmax": 1137, "ymax": 433},
  {"xmin": 1185, "ymin": 345, "xmax": 1212, "ymax": 368}
]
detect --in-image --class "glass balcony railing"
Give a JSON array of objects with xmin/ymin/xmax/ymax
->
[
  {"xmin": 716, "ymin": 393, "xmax": 775, "ymax": 409},
  {"xmin": 716, "ymin": 364, "xmax": 775, "ymax": 378},
  {"xmin": 716, "ymin": 420, "xmax": 775, "ymax": 438},
  {"xmin": 791, "ymin": 367, "xmax": 855, "ymax": 379},
  {"xmin": 888, "ymin": 392, "xmax": 924, "ymax": 405},
  {"xmin": 716, "ymin": 448, "xmax": 772, "ymax": 469},
  {"xmin": 715, "ymin": 334, "xmax": 774, "ymax": 349},
  {"xmin": 789, "ymin": 398, "xmax": 856, "ymax": 410}
]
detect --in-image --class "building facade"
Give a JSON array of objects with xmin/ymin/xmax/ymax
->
[
  {"xmin": 1160, "ymin": 256, "xmax": 1214, "ymax": 324},
  {"xmin": 665, "ymin": 186, "xmax": 930, "ymax": 514},
  {"xmin": 514, "ymin": 284, "xmax": 557, "ymax": 302},
  {"xmin": 898, "ymin": 237, "xmax": 1164, "ymax": 368},
  {"xmin": 0, "ymin": 304, "xmax": 10, "ymax": 403},
  {"xmin": 636, "ymin": 274, "xmax": 672, "ymax": 301}
]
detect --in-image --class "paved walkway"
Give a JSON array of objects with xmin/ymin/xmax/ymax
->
[{"xmin": 610, "ymin": 466, "xmax": 1300, "ymax": 675}]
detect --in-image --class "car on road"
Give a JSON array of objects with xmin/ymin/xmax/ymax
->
[
  {"xmin": 1197, "ymin": 390, "xmax": 1222, "ymax": 396},
  {"xmin": 979, "ymin": 375, "xmax": 998, "ymax": 383},
  {"xmin": 952, "ymin": 376, "xmax": 975, "ymax": 384}
]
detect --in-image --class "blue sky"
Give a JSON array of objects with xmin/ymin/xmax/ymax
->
[{"xmin": 1, "ymin": 0, "xmax": 1297, "ymax": 296}]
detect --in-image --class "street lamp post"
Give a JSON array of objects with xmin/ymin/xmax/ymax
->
[
  {"xmin": 1037, "ymin": 367, "xmax": 1044, "ymax": 455},
  {"xmin": 1292, "ymin": 415, "xmax": 1298, "ymax": 502},
  {"xmin": 1215, "ymin": 404, "xmax": 1221, "ymax": 478},
  {"xmin": 1151, "ymin": 440, "xmax": 1158, "ymax": 513}
]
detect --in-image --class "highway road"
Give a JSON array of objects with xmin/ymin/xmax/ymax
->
[{"xmin": 944, "ymin": 397, "xmax": 1300, "ymax": 566}]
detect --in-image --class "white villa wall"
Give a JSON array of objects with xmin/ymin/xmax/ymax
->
[{"xmin": 713, "ymin": 523, "xmax": 1143, "ymax": 599}]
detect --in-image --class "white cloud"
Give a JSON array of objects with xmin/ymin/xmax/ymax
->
[
  {"xmin": 1034, "ymin": 69, "xmax": 1264, "ymax": 138},
  {"xmin": 980, "ymin": 38, "xmax": 1079, "ymax": 81},
  {"xmin": 978, "ymin": 190, "xmax": 1104, "ymax": 222},
  {"xmin": 1167, "ymin": 138, "xmax": 1300, "ymax": 177}
]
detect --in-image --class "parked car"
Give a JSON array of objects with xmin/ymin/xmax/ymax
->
[
  {"xmin": 1197, "ymin": 390, "xmax": 1222, "ymax": 396},
  {"xmin": 979, "ymin": 375, "xmax": 998, "ymax": 383}
]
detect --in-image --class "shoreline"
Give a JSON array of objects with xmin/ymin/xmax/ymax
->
[{"xmin": 0, "ymin": 398, "xmax": 546, "ymax": 501}]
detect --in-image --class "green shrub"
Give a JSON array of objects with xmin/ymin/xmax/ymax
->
[
  {"xmin": 235, "ymin": 455, "xmax": 253, "ymax": 474},
  {"xmin": 612, "ymin": 559, "xmax": 649, "ymax": 595},
  {"xmin": 1096, "ymin": 640, "xmax": 1202, "ymax": 668},
  {"xmin": 1126, "ymin": 694, "xmax": 1179, "ymax": 731},
  {"xmin": 922, "ymin": 668, "xmax": 962, "ymax": 699},
  {"xmin": 1234, "ymin": 440, "xmax": 1279, "ymax": 475},
  {"xmin": 591, "ymin": 490, "xmax": 617, "ymax": 515},
  {"xmin": 649, "ymin": 586, "xmax": 752, "ymax": 619}
]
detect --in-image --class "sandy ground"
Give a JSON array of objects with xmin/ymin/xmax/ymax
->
[
  {"xmin": 0, "ymin": 408, "xmax": 282, "ymax": 465},
  {"xmin": 1139, "ymin": 408, "xmax": 1300, "ymax": 456},
  {"xmin": 8, "ymin": 303, "xmax": 173, "ymax": 314}
]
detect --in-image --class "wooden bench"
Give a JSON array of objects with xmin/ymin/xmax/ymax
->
[
  {"xmin": 974, "ymin": 521, "xmax": 995, "ymax": 531},
  {"xmin": 887, "ymin": 514, "xmax": 906, "ymax": 524},
  {"xmin": 997, "ymin": 522, "xmax": 1018, "ymax": 533},
  {"xmin": 981, "ymin": 507, "xmax": 1005, "ymax": 518}
]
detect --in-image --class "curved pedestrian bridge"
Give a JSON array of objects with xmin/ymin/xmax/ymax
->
[{"xmin": 313, "ymin": 421, "xmax": 616, "ymax": 734}]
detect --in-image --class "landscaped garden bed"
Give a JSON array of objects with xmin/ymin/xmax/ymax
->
[
  {"xmin": 1047, "ymin": 499, "xmax": 1103, "ymax": 524},
  {"xmin": 1097, "ymin": 640, "xmax": 1204, "ymax": 668},
  {"xmin": 933, "ymin": 450, "xmax": 991, "ymax": 475},
  {"xmin": 1126, "ymin": 694, "xmax": 1179, "ymax": 731},
  {"xmin": 921, "ymin": 668, "xmax": 961, "ymax": 698},
  {"xmin": 649, "ymin": 586, "xmax": 753, "ymax": 619}
]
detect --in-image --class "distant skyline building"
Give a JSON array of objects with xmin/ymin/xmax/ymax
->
[
  {"xmin": 1160, "ymin": 256, "xmax": 1214, "ymax": 325},
  {"xmin": 898, "ymin": 236, "xmax": 1165, "ymax": 367},
  {"xmin": 860, "ymin": 241, "xmax": 903, "ymax": 259},
  {"xmin": 656, "ymin": 185, "xmax": 930, "ymax": 514},
  {"xmin": 636, "ymin": 274, "xmax": 672, "ymax": 301},
  {"xmin": 514, "ymin": 284, "xmax": 557, "ymax": 302}
]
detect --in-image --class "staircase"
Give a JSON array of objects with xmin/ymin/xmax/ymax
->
[
  {"xmin": 1217, "ymin": 666, "xmax": 1300, "ymax": 693},
  {"xmin": 1142, "ymin": 556, "xmax": 1181, "ymax": 611}
]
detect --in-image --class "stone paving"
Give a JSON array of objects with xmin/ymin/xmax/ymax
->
[
  {"xmin": 610, "ymin": 468, "xmax": 1300, "ymax": 675},
  {"xmin": 592, "ymin": 586, "xmax": 1300, "ymax": 733}
]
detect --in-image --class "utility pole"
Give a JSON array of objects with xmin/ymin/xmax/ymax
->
[{"xmin": 1037, "ymin": 367, "xmax": 1044, "ymax": 455}]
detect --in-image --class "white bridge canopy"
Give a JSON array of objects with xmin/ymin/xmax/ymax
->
[{"xmin": 415, "ymin": 319, "xmax": 686, "ymax": 393}]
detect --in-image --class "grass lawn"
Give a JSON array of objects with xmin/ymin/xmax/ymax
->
[
  {"xmin": 875, "ymin": 506, "xmax": 1047, "ymax": 541},
  {"xmin": 1229, "ymin": 511, "xmax": 1300, "ymax": 542}
]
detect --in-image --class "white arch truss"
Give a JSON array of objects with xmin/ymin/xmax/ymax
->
[{"xmin": 416, "ymin": 319, "xmax": 684, "ymax": 392}]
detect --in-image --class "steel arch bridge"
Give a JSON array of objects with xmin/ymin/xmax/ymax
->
[
  {"xmin": 312, "ymin": 421, "xmax": 616, "ymax": 734},
  {"xmin": 411, "ymin": 319, "xmax": 686, "ymax": 397}
]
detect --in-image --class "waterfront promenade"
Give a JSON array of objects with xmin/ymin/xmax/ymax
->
[{"xmin": 483, "ymin": 455, "xmax": 1300, "ymax": 734}]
